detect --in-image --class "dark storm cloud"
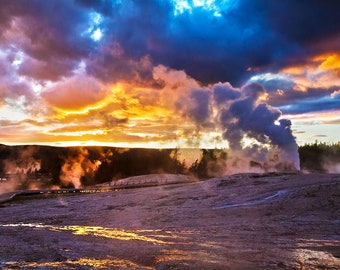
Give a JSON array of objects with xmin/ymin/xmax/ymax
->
[
  {"xmin": 76, "ymin": 0, "xmax": 115, "ymax": 15},
  {"xmin": 0, "ymin": 0, "xmax": 91, "ymax": 80},
  {"xmin": 93, "ymin": 0, "xmax": 340, "ymax": 85},
  {"xmin": 1, "ymin": 0, "xmax": 339, "ymax": 85},
  {"xmin": 278, "ymin": 94, "xmax": 340, "ymax": 114},
  {"xmin": 254, "ymin": 0, "xmax": 340, "ymax": 50},
  {"xmin": 86, "ymin": 47, "xmax": 155, "ymax": 84},
  {"xmin": 230, "ymin": 0, "xmax": 340, "ymax": 72},
  {"xmin": 273, "ymin": 86, "xmax": 340, "ymax": 111},
  {"xmin": 96, "ymin": 0, "xmax": 281, "ymax": 85}
]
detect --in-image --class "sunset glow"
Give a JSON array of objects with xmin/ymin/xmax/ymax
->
[{"xmin": 0, "ymin": 0, "xmax": 339, "ymax": 148}]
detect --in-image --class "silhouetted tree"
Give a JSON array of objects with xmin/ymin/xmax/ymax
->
[{"xmin": 299, "ymin": 141, "xmax": 340, "ymax": 172}]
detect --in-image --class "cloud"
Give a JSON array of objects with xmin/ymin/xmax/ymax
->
[
  {"xmin": 0, "ymin": 1, "xmax": 94, "ymax": 81},
  {"xmin": 94, "ymin": 0, "xmax": 339, "ymax": 85},
  {"xmin": 0, "ymin": 0, "xmax": 338, "ymax": 150},
  {"xmin": 1, "ymin": 0, "xmax": 339, "ymax": 86},
  {"xmin": 331, "ymin": 89, "xmax": 340, "ymax": 98},
  {"xmin": 17, "ymin": 54, "xmax": 76, "ymax": 81},
  {"xmin": 278, "ymin": 94, "xmax": 340, "ymax": 115},
  {"xmin": 312, "ymin": 134, "xmax": 328, "ymax": 138},
  {"xmin": 41, "ymin": 74, "xmax": 109, "ymax": 111},
  {"xmin": 326, "ymin": 118, "xmax": 340, "ymax": 125},
  {"xmin": 248, "ymin": 52, "xmax": 340, "ymax": 115},
  {"xmin": 259, "ymin": 0, "xmax": 340, "ymax": 50},
  {"xmin": 0, "ymin": 48, "xmax": 38, "ymax": 116}
]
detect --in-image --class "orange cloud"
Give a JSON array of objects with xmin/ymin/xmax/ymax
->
[
  {"xmin": 315, "ymin": 53, "xmax": 340, "ymax": 70},
  {"xmin": 42, "ymin": 74, "xmax": 109, "ymax": 111},
  {"xmin": 0, "ymin": 70, "xmax": 201, "ymax": 147},
  {"xmin": 279, "ymin": 52, "xmax": 340, "ymax": 91}
]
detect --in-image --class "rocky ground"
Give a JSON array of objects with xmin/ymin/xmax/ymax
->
[{"xmin": 0, "ymin": 172, "xmax": 339, "ymax": 269}]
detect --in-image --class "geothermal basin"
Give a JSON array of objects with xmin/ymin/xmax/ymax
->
[{"xmin": 0, "ymin": 172, "xmax": 339, "ymax": 269}]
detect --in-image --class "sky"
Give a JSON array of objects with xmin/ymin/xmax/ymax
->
[{"xmin": 0, "ymin": 0, "xmax": 339, "ymax": 150}]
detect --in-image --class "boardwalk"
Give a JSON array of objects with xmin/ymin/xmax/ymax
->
[{"xmin": 0, "ymin": 174, "xmax": 192, "ymax": 204}]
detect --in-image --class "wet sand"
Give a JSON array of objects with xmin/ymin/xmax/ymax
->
[{"xmin": 0, "ymin": 172, "xmax": 339, "ymax": 269}]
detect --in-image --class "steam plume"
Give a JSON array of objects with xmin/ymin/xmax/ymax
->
[
  {"xmin": 218, "ymin": 82, "xmax": 300, "ymax": 170},
  {"xmin": 59, "ymin": 148, "xmax": 101, "ymax": 188},
  {"xmin": 0, "ymin": 146, "xmax": 42, "ymax": 194},
  {"xmin": 157, "ymin": 65, "xmax": 301, "ymax": 171}
]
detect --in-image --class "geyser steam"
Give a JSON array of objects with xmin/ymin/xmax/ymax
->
[
  {"xmin": 217, "ymin": 82, "xmax": 300, "ymax": 170},
  {"xmin": 155, "ymin": 63, "xmax": 301, "ymax": 171}
]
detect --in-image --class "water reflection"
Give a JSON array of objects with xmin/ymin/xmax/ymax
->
[
  {"xmin": 1, "ymin": 223, "xmax": 174, "ymax": 244},
  {"xmin": 0, "ymin": 257, "xmax": 150, "ymax": 269},
  {"xmin": 0, "ymin": 223, "xmax": 196, "ymax": 245},
  {"xmin": 0, "ymin": 223, "xmax": 223, "ymax": 268}
]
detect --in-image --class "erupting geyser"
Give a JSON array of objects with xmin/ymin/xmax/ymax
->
[
  {"xmin": 217, "ymin": 82, "xmax": 300, "ymax": 170},
  {"xmin": 176, "ymin": 79, "xmax": 300, "ymax": 171}
]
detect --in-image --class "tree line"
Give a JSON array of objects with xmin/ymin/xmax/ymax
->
[
  {"xmin": 298, "ymin": 141, "xmax": 340, "ymax": 172},
  {"xmin": 0, "ymin": 145, "xmax": 186, "ymax": 188},
  {"xmin": 0, "ymin": 142, "xmax": 339, "ymax": 189}
]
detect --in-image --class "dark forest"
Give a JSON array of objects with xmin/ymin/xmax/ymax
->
[{"xmin": 0, "ymin": 142, "xmax": 339, "ymax": 189}]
